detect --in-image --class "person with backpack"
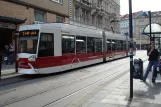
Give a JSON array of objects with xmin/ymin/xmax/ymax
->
[{"xmin": 142, "ymin": 41, "xmax": 160, "ymax": 83}]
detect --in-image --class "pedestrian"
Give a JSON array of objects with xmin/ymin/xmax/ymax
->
[
  {"xmin": 147, "ymin": 44, "xmax": 152, "ymax": 72},
  {"xmin": 4, "ymin": 45, "xmax": 9, "ymax": 65},
  {"xmin": 8, "ymin": 44, "xmax": 14, "ymax": 64},
  {"xmin": 142, "ymin": 41, "xmax": 160, "ymax": 83}
]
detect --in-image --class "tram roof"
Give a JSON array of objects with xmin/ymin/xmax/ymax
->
[
  {"xmin": 105, "ymin": 31, "xmax": 126, "ymax": 40},
  {"xmin": 19, "ymin": 23, "xmax": 126, "ymax": 40},
  {"xmin": 19, "ymin": 23, "xmax": 102, "ymax": 37}
]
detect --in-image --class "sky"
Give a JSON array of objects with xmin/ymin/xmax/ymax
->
[{"xmin": 120, "ymin": 0, "xmax": 161, "ymax": 15}]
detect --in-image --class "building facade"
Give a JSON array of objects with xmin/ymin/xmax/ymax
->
[
  {"xmin": 69, "ymin": 0, "xmax": 120, "ymax": 33},
  {"xmin": 0, "ymin": 0, "xmax": 69, "ymax": 53},
  {"xmin": 120, "ymin": 11, "xmax": 143, "ymax": 37}
]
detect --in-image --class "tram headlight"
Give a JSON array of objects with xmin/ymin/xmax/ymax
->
[
  {"xmin": 28, "ymin": 55, "xmax": 36, "ymax": 61},
  {"xmin": 16, "ymin": 55, "xmax": 19, "ymax": 60}
]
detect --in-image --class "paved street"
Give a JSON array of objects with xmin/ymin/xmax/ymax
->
[{"xmin": 1, "ymin": 50, "xmax": 161, "ymax": 107}]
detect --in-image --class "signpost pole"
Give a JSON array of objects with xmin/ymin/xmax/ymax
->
[
  {"xmin": 129, "ymin": 0, "xmax": 133, "ymax": 99},
  {"xmin": 149, "ymin": 11, "xmax": 152, "ymax": 41}
]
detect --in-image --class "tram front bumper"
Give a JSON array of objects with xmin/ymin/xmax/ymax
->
[{"xmin": 18, "ymin": 68, "xmax": 39, "ymax": 74}]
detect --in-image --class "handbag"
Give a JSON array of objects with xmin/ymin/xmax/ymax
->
[{"xmin": 4, "ymin": 57, "xmax": 8, "ymax": 61}]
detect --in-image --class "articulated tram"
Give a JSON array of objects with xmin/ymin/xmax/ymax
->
[{"xmin": 17, "ymin": 23, "xmax": 136, "ymax": 74}]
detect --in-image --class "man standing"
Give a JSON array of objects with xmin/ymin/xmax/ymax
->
[{"xmin": 142, "ymin": 41, "xmax": 160, "ymax": 83}]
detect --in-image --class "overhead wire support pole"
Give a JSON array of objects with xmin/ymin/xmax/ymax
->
[{"xmin": 129, "ymin": 0, "xmax": 133, "ymax": 99}]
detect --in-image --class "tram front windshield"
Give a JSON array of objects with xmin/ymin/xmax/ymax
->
[{"xmin": 19, "ymin": 30, "xmax": 39, "ymax": 54}]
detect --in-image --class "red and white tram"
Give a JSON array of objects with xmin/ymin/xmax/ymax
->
[{"xmin": 17, "ymin": 23, "xmax": 136, "ymax": 74}]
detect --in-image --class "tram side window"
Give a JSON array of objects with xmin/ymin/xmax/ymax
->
[
  {"xmin": 116, "ymin": 40, "xmax": 120, "ymax": 51},
  {"xmin": 87, "ymin": 37, "xmax": 95, "ymax": 53},
  {"xmin": 62, "ymin": 35, "xmax": 75, "ymax": 54},
  {"xmin": 123, "ymin": 41, "xmax": 126, "ymax": 50},
  {"xmin": 114, "ymin": 40, "xmax": 118, "ymax": 51},
  {"xmin": 38, "ymin": 33, "xmax": 54, "ymax": 57},
  {"xmin": 120, "ymin": 41, "xmax": 123, "ymax": 50},
  {"xmin": 111, "ymin": 40, "xmax": 115, "ymax": 51},
  {"xmin": 118, "ymin": 41, "xmax": 121, "ymax": 50},
  {"xmin": 107, "ymin": 39, "xmax": 111, "ymax": 51},
  {"xmin": 128, "ymin": 42, "xmax": 130, "ymax": 49},
  {"xmin": 76, "ymin": 36, "xmax": 86, "ymax": 54},
  {"xmin": 95, "ymin": 38, "xmax": 102, "ymax": 52}
]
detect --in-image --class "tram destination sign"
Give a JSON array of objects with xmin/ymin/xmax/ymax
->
[{"xmin": 20, "ymin": 30, "xmax": 39, "ymax": 37}]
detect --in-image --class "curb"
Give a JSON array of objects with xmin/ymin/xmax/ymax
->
[{"xmin": 1, "ymin": 69, "xmax": 16, "ymax": 77}]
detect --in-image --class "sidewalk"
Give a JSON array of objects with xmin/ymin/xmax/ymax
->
[
  {"xmin": 1, "ymin": 63, "xmax": 16, "ymax": 76},
  {"xmin": 67, "ymin": 61, "xmax": 161, "ymax": 107}
]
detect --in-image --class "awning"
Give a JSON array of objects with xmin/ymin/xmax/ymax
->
[
  {"xmin": 143, "ymin": 23, "xmax": 161, "ymax": 35},
  {"xmin": 0, "ymin": 16, "xmax": 26, "ymax": 24}
]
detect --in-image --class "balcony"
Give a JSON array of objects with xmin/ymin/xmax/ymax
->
[
  {"xmin": 97, "ymin": 6, "xmax": 105, "ymax": 16},
  {"xmin": 75, "ymin": 0, "xmax": 91, "ymax": 9},
  {"xmin": 91, "ymin": 8, "xmax": 97, "ymax": 15},
  {"xmin": 92, "ymin": 3, "xmax": 101, "ymax": 10}
]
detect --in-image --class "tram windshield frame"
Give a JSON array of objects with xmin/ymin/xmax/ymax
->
[{"xmin": 18, "ymin": 30, "xmax": 39, "ymax": 54}]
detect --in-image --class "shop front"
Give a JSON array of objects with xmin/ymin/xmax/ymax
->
[{"xmin": 0, "ymin": 16, "xmax": 26, "ymax": 55}]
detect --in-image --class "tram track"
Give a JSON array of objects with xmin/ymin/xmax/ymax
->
[
  {"xmin": 0, "ymin": 57, "xmax": 148, "ymax": 107},
  {"xmin": 43, "ymin": 68, "xmax": 129, "ymax": 107},
  {"xmin": 0, "ymin": 64, "xmax": 129, "ymax": 107},
  {"xmin": 43, "ymin": 59, "xmax": 148, "ymax": 107}
]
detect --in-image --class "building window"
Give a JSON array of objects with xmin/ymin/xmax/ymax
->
[
  {"xmin": 34, "ymin": 10, "xmax": 45, "ymax": 22},
  {"xmin": 56, "ymin": 16, "xmax": 64, "ymax": 22},
  {"xmin": 139, "ymin": 20, "xmax": 144, "ymax": 25},
  {"xmin": 51, "ymin": 0, "xmax": 63, "ymax": 4},
  {"xmin": 156, "ymin": 19, "xmax": 159, "ymax": 23},
  {"xmin": 75, "ymin": 6, "xmax": 80, "ymax": 20},
  {"xmin": 82, "ymin": 9, "xmax": 85, "ymax": 22},
  {"xmin": 38, "ymin": 33, "xmax": 54, "ymax": 57},
  {"xmin": 139, "ymin": 27, "xmax": 144, "ymax": 33}
]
